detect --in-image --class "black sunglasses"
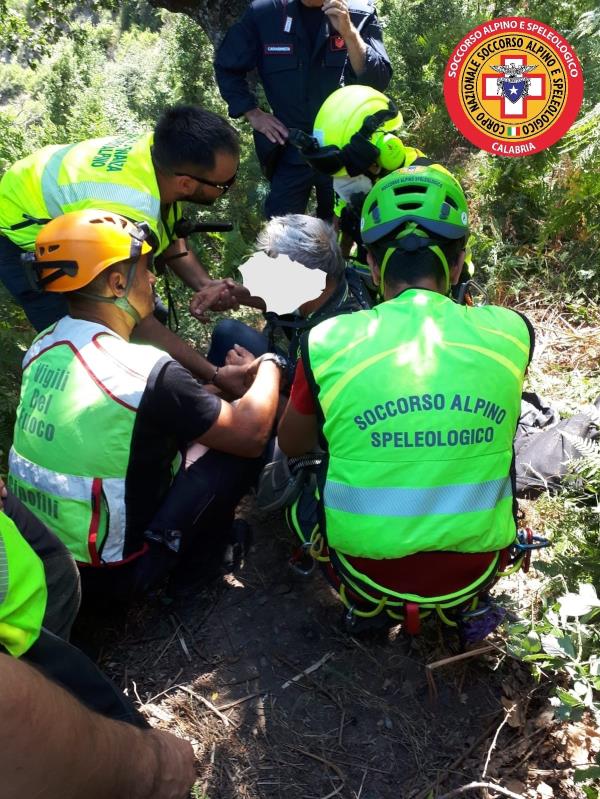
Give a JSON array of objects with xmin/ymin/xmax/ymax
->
[{"xmin": 175, "ymin": 170, "xmax": 238, "ymax": 192}]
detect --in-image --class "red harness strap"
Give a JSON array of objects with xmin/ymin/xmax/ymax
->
[{"xmin": 403, "ymin": 603, "xmax": 421, "ymax": 635}]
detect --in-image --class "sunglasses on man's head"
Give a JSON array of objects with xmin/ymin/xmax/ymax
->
[{"xmin": 175, "ymin": 170, "xmax": 238, "ymax": 192}]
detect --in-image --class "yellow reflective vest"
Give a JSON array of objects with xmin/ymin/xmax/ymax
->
[
  {"xmin": 0, "ymin": 511, "xmax": 47, "ymax": 657},
  {"xmin": 0, "ymin": 132, "xmax": 180, "ymax": 253},
  {"xmin": 304, "ymin": 289, "xmax": 531, "ymax": 559}
]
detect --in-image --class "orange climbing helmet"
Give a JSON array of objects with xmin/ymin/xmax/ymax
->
[{"xmin": 22, "ymin": 210, "xmax": 152, "ymax": 293}]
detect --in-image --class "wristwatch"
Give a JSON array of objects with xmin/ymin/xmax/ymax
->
[{"xmin": 259, "ymin": 353, "xmax": 288, "ymax": 373}]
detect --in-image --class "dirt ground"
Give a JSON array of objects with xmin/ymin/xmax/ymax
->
[
  {"xmin": 77, "ymin": 509, "xmax": 596, "ymax": 799},
  {"xmin": 76, "ymin": 306, "xmax": 600, "ymax": 799}
]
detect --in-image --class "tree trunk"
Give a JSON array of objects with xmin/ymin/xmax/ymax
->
[{"xmin": 147, "ymin": 0, "xmax": 248, "ymax": 47}]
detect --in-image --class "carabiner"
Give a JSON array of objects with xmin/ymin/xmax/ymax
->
[
  {"xmin": 516, "ymin": 528, "xmax": 551, "ymax": 551},
  {"xmin": 515, "ymin": 528, "xmax": 550, "ymax": 573},
  {"xmin": 288, "ymin": 546, "xmax": 315, "ymax": 577}
]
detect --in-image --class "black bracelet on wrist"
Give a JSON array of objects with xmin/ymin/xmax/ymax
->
[
  {"xmin": 208, "ymin": 366, "xmax": 220, "ymax": 385},
  {"xmin": 164, "ymin": 250, "xmax": 189, "ymax": 262}
]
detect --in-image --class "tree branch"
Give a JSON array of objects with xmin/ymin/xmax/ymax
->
[
  {"xmin": 147, "ymin": 0, "xmax": 248, "ymax": 46},
  {"xmin": 437, "ymin": 782, "xmax": 524, "ymax": 799}
]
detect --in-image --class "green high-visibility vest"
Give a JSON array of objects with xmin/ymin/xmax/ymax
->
[
  {"xmin": 0, "ymin": 511, "xmax": 47, "ymax": 657},
  {"xmin": 0, "ymin": 132, "xmax": 179, "ymax": 253},
  {"xmin": 9, "ymin": 316, "xmax": 170, "ymax": 565},
  {"xmin": 304, "ymin": 289, "xmax": 531, "ymax": 560}
]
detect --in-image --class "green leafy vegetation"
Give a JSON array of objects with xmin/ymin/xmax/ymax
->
[
  {"xmin": 0, "ymin": 285, "xmax": 34, "ymax": 467},
  {"xmin": 507, "ymin": 443, "xmax": 600, "ymax": 734},
  {"xmin": 508, "ymin": 583, "xmax": 600, "ymax": 723}
]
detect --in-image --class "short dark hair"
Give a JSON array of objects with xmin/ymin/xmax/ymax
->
[
  {"xmin": 67, "ymin": 260, "xmax": 132, "ymax": 300},
  {"xmin": 370, "ymin": 224, "xmax": 466, "ymax": 289},
  {"xmin": 153, "ymin": 104, "xmax": 240, "ymax": 174}
]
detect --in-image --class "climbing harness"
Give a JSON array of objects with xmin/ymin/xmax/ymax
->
[{"xmin": 287, "ymin": 482, "xmax": 550, "ymax": 641}]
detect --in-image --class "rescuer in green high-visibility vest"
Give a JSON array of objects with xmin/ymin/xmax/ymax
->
[
  {"xmin": 278, "ymin": 164, "xmax": 534, "ymax": 629},
  {"xmin": 0, "ymin": 510, "xmax": 47, "ymax": 658},
  {"xmin": 292, "ymin": 85, "xmax": 476, "ymax": 298},
  {"xmin": 0, "ymin": 476, "xmax": 196, "ymax": 798},
  {"xmin": 0, "ymin": 105, "xmax": 256, "ymax": 396},
  {"xmin": 9, "ymin": 209, "xmax": 283, "ymax": 603},
  {"xmin": 0, "ymin": 474, "xmax": 81, "ymax": 656},
  {"xmin": 293, "ymin": 86, "xmax": 424, "ymax": 263}
]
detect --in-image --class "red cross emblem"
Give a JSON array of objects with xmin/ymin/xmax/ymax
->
[{"xmin": 482, "ymin": 54, "xmax": 547, "ymax": 120}]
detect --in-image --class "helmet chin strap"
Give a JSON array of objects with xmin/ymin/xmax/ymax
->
[
  {"xmin": 378, "ymin": 223, "xmax": 450, "ymax": 298},
  {"xmin": 74, "ymin": 259, "xmax": 142, "ymax": 325}
]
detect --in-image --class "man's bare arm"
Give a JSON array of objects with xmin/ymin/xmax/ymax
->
[
  {"xmin": 132, "ymin": 314, "xmax": 217, "ymax": 381},
  {"xmin": 133, "ymin": 315, "xmax": 253, "ymax": 398},
  {"xmin": 161, "ymin": 239, "xmax": 211, "ymax": 290},
  {"xmin": 0, "ymin": 654, "xmax": 195, "ymax": 799},
  {"xmin": 278, "ymin": 402, "xmax": 319, "ymax": 457},
  {"xmin": 161, "ymin": 238, "xmax": 265, "ymax": 315},
  {"xmin": 198, "ymin": 359, "xmax": 282, "ymax": 457}
]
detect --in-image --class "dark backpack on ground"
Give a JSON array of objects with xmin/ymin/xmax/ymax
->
[{"xmin": 515, "ymin": 391, "xmax": 600, "ymax": 496}]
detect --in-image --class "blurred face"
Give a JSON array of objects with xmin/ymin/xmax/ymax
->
[{"xmin": 181, "ymin": 150, "xmax": 240, "ymax": 206}]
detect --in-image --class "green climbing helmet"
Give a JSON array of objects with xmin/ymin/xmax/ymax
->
[
  {"xmin": 360, "ymin": 163, "xmax": 469, "ymax": 245},
  {"xmin": 312, "ymin": 86, "xmax": 404, "ymax": 177}
]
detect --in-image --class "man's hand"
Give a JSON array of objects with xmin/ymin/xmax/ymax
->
[
  {"xmin": 225, "ymin": 344, "xmax": 256, "ymax": 368},
  {"xmin": 0, "ymin": 478, "xmax": 6, "ymax": 511},
  {"xmin": 322, "ymin": 0, "xmax": 354, "ymax": 37},
  {"xmin": 245, "ymin": 108, "xmax": 289, "ymax": 145},
  {"xmin": 322, "ymin": 0, "xmax": 366, "ymax": 74},
  {"xmin": 144, "ymin": 728, "xmax": 196, "ymax": 799},
  {"xmin": 243, "ymin": 355, "xmax": 264, "ymax": 387},
  {"xmin": 230, "ymin": 282, "xmax": 265, "ymax": 309},
  {"xmin": 233, "ymin": 284, "xmax": 267, "ymax": 312},
  {"xmin": 189, "ymin": 279, "xmax": 240, "ymax": 322},
  {"xmin": 190, "ymin": 281, "xmax": 265, "ymax": 321},
  {"xmin": 244, "ymin": 354, "xmax": 288, "ymax": 395},
  {"xmin": 214, "ymin": 363, "xmax": 250, "ymax": 399}
]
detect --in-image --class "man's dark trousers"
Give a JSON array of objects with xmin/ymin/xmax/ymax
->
[{"xmin": 265, "ymin": 146, "xmax": 335, "ymax": 220}]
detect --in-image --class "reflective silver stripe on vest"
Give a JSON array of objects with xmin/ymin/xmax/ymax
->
[
  {"xmin": 0, "ymin": 533, "xmax": 8, "ymax": 605},
  {"xmin": 54, "ymin": 182, "xmax": 160, "ymax": 218},
  {"xmin": 10, "ymin": 451, "xmax": 129, "ymax": 565},
  {"xmin": 324, "ymin": 476, "xmax": 512, "ymax": 517},
  {"xmin": 9, "ymin": 448, "xmax": 92, "ymax": 501},
  {"xmin": 23, "ymin": 317, "xmax": 163, "ymax": 410},
  {"xmin": 101, "ymin": 478, "xmax": 126, "ymax": 563},
  {"xmin": 41, "ymin": 147, "xmax": 160, "ymax": 220},
  {"xmin": 41, "ymin": 145, "xmax": 77, "ymax": 217}
]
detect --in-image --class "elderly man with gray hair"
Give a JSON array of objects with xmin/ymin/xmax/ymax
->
[
  {"xmin": 204, "ymin": 214, "xmax": 370, "ymax": 522},
  {"xmin": 207, "ymin": 214, "xmax": 371, "ymax": 372}
]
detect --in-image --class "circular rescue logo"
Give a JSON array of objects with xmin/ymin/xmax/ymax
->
[{"xmin": 444, "ymin": 17, "xmax": 584, "ymax": 157}]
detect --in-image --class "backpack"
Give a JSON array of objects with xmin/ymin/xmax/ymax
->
[{"xmin": 515, "ymin": 391, "xmax": 600, "ymax": 496}]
